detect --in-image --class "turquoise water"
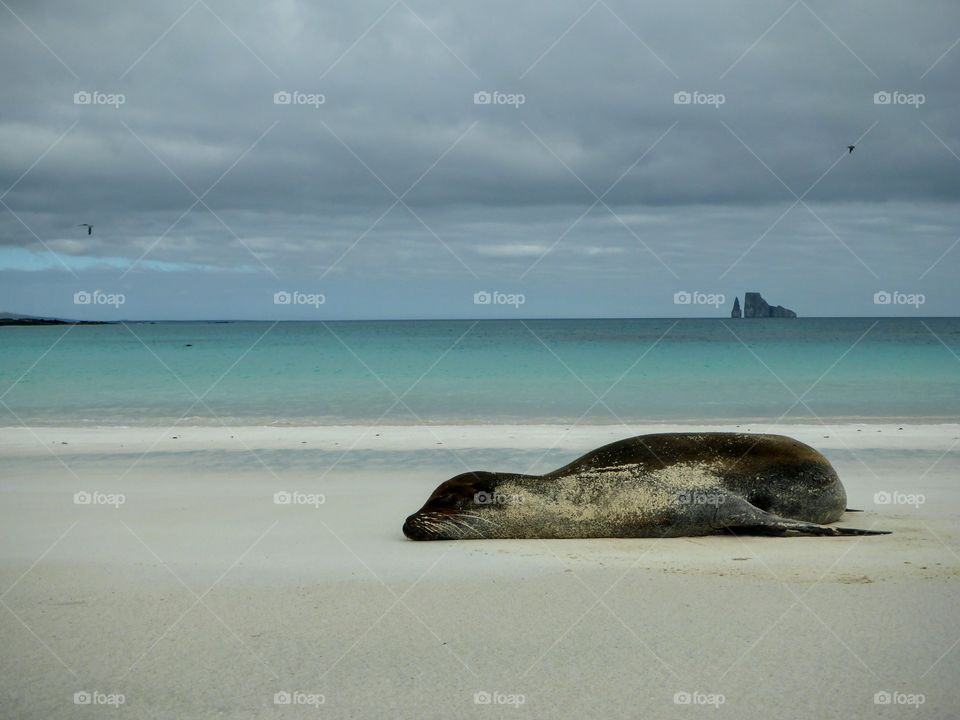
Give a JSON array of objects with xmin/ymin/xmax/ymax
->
[{"xmin": 1, "ymin": 319, "xmax": 958, "ymax": 425}]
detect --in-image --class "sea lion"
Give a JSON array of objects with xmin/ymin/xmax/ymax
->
[{"xmin": 402, "ymin": 433, "xmax": 888, "ymax": 540}]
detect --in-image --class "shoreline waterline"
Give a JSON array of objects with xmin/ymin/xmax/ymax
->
[{"xmin": 3, "ymin": 421, "xmax": 957, "ymax": 455}]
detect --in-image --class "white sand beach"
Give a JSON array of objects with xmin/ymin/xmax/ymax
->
[{"xmin": 1, "ymin": 423, "xmax": 958, "ymax": 718}]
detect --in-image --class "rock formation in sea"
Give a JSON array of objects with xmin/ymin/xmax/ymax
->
[
  {"xmin": 741, "ymin": 292, "xmax": 797, "ymax": 318},
  {"xmin": 731, "ymin": 297, "xmax": 742, "ymax": 318}
]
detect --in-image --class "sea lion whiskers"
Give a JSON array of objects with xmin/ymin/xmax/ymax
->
[
  {"xmin": 420, "ymin": 518, "xmax": 444, "ymax": 533},
  {"xmin": 438, "ymin": 519, "xmax": 468, "ymax": 538},
  {"xmin": 446, "ymin": 516, "xmax": 484, "ymax": 538},
  {"xmin": 419, "ymin": 518, "xmax": 447, "ymax": 533},
  {"xmin": 455, "ymin": 513, "xmax": 499, "ymax": 529},
  {"xmin": 408, "ymin": 513, "xmax": 446, "ymax": 538}
]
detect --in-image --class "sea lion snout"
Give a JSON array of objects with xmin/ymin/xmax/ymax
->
[
  {"xmin": 402, "ymin": 512, "xmax": 438, "ymax": 540},
  {"xmin": 402, "ymin": 513, "xmax": 423, "ymax": 540}
]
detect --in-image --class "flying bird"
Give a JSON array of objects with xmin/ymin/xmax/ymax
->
[
  {"xmin": 847, "ymin": 145, "xmax": 856, "ymax": 154},
  {"xmin": 77, "ymin": 223, "xmax": 93, "ymax": 235}
]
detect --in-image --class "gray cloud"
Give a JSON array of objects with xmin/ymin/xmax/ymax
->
[{"xmin": 1, "ymin": 0, "xmax": 958, "ymax": 318}]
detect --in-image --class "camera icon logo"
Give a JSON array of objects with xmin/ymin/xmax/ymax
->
[
  {"xmin": 673, "ymin": 291, "xmax": 692, "ymax": 305},
  {"xmin": 874, "ymin": 691, "xmax": 892, "ymax": 705},
  {"xmin": 873, "ymin": 290, "xmax": 891, "ymax": 305},
  {"xmin": 474, "ymin": 492, "xmax": 492, "ymax": 505},
  {"xmin": 274, "ymin": 291, "xmax": 292, "ymax": 305},
  {"xmin": 274, "ymin": 491, "xmax": 292, "ymax": 505},
  {"xmin": 873, "ymin": 91, "xmax": 892, "ymax": 105},
  {"xmin": 473, "ymin": 91, "xmax": 492, "ymax": 105},
  {"xmin": 74, "ymin": 691, "xmax": 92, "ymax": 705},
  {"xmin": 73, "ymin": 91, "xmax": 92, "ymax": 105},
  {"xmin": 674, "ymin": 691, "xmax": 692, "ymax": 704},
  {"xmin": 274, "ymin": 691, "xmax": 292, "ymax": 705},
  {"xmin": 274, "ymin": 91, "xmax": 292, "ymax": 105},
  {"xmin": 474, "ymin": 691, "xmax": 492, "ymax": 704},
  {"xmin": 673, "ymin": 91, "xmax": 692, "ymax": 105},
  {"xmin": 873, "ymin": 491, "xmax": 892, "ymax": 505},
  {"xmin": 74, "ymin": 291, "xmax": 92, "ymax": 305},
  {"xmin": 74, "ymin": 491, "xmax": 92, "ymax": 505},
  {"xmin": 473, "ymin": 290, "xmax": 491, "ymax": 305}
]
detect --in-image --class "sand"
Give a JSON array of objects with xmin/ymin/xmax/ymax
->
[{"xmin": 0, "ymin": 423, "xmax": 958, "ymax": 718}]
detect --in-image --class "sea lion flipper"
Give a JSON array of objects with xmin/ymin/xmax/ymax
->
[{"xmin": 714, "ymin": 498, "xmax": 889, "ymax": 537}]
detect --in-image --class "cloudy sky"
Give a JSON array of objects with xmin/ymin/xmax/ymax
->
[{"xmin": 1, "ymin": 0, "xmax": 958, "ymax": 319}]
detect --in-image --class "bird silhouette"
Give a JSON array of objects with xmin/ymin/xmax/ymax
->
[
  {"xmin": 77, "ymin": 223, "xmax": 93, "ymax": 235},
  {"xmin": 847, "ymin": 145, "xmax": 856, "ymax": 154}
]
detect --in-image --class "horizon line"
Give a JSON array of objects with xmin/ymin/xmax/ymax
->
[{"xmin": 5, "ymin": 315, "xmax": 960, "ymax": 324}]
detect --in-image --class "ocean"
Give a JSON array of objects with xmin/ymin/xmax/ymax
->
[{"xmin": 1, "ymin": 318, "xmax": 958, "ymax": 426}]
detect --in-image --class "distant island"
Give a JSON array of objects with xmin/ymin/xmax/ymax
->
[
  {"xmin": 730, "ymin": 293, "xmax": 797, "ymax": 319},
  {"xmin": 0, "ymin": 312, "xmax": 107, "ymax": 327}
]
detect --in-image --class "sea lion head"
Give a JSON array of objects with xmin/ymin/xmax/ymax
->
[{"xmin": 403, "ymin": 471, "xmax": 507, "ymax": 540}]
